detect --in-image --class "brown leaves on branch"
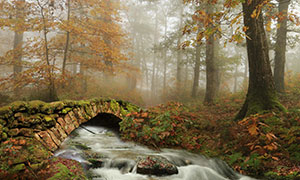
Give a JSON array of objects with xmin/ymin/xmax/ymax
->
[{"xmin": 0, "ymin": 0, "xmax": 131, "ymax": 93}]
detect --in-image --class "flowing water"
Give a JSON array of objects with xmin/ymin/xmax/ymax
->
[{"xmin": 54, "ymin": 126, "xmax": 256, "ymax": 180}]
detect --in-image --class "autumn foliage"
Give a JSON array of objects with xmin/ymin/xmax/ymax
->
[
  {"xmin": 120, "ymin": 75, "xmax": 300, "ymax": 178},
  {"xmin": 0, "ymin": 0, "xmax": 131, "ymax": 102}
]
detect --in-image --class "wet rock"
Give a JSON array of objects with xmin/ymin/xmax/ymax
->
[
  {"xmin": 109, "ymin": 159, "xmax": 136, "ymax": 173},
  {"xmin": 87, "ymin": 158, "xmax": 104, "ymax": 169},
  {"xmin": 136, "ymin": 155, "xmax": 178, "ymax": 176}
]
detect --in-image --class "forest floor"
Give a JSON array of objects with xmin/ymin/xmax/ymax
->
[{"xmin": 120, "ymin": 84, "xmax": 300, "ymax": 179}]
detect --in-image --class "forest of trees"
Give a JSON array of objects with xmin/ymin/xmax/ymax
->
[
  {"xmin": 0, "ymin": 0, "xmax": 300, "ymax": 113},
  {"xmin": 1, "ymin": 0, "xmax": 300, "ymax": 179}
]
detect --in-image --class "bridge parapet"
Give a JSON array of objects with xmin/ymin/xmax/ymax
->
[{"xmin": 0, "ymin": 98, "xmax": 139, "ymax": 152}]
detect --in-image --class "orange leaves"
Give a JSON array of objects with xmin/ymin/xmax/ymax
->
[{"xmin": 248, "ymin": 124, "xmax": 259, "ymax": 136}]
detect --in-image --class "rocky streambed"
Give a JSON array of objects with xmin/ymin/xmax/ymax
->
[{"xmin": 54, "ymin": 126, "xmax": 256, "ymax": 180}]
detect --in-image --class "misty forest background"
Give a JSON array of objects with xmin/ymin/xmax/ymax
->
[{"xmin": 1, "ymin": 0, "xmax": 300, "ymax": 178}]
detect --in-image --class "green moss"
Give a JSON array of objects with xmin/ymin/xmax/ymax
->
[
  {"xmin": 45, "ymin": 159, "xmax": 88, "ymax": 180},
  {"xmin": 77, "ymin": 100, "xmax": 90, "ymax": 107},
  {"xmin": 61, "ymin": 108, "xmax": 72, "ymax": 114},
  {"xmin": 125, "ymin": 103, "xmax": 139, "ymax": 112},
  {"xmin": 110, "ymin": 100, "xmax": 119, "ymax": 113},
  {"xmin": 120, "ymin": 107, "xmax": 129, "ymax": 117},
  {"xmin": 1, "ymin": 132, "xmax": 7, "ymax": 140},
  {"xmin": 83, "ymin": 105, "xmax": 93, "ymax": 117},
  {"xmin": 30, "ymin": 162, "xmax": 44, "ymax": 171},
  {"xmin": 40, "ymin": 103, "xmax": 55, "ymax": 114},
  {"xmin": 245, "ymin": 92, "xmax": 287, "ymax": 117},
  {"xmin": 0, "ymin": 119, "xmax": 6, "ymax": 126},
  {"xmin": 71, "ymin": 143, "xmax": 91, "ymax": 150},
  {"xmin": 27, "ymin": 100, "xmax": 45, "ymax": 113},
  {"xmin": 47, "ymin": 163, "xmax": 72, "ymax": 180},
  {"xmin": 42, "ymin": 115, "xmax": 56, "ymax": 127},
  {"xmin": 11, "ymin": 163, "xmax": 26, "ymax": 172},
  {"xmin": 44, "ymin": 116, "xmax": 53, "ymax": 122},
  {"xmin": 0, "ymin": 106, "xmax": 13, "ymax": 119},
  {"xmin": 62, "ymin": 100, "xmax": 76, "ymax": 107},
  {"xmin": 3, "ymin": 127, "xmax": 8, "ymax": 132},
  {"xmin": 50, "ymin": 101, "xmax": 65, "ymax": 111},
  {"xmin": 10, "ymin": 101, "xmax": 27, "ymax": 112}
]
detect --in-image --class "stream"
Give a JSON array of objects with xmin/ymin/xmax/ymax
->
[{"xmin": 54, "ymin": 126, "xmax": 256, "ymax": 180}]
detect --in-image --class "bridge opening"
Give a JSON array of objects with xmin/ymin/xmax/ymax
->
[{"xmin": 81, "ymin": 113, "xmax": 122, "ymax": 134}]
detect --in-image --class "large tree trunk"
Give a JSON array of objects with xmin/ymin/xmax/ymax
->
[
  {"xmin": 204, "ymin": 5, "xmax": 219, "ymax": 104},
  {"xmin": 204, "ymin": 33, "xmax": 217, "ymax": 104},
  {"xmin": 236, "ymin": 0, "xmax": 286, "ymax": 119},
  {"xmin": 274, "ymin": 0, "xmax": 290, "ymax": 93}
]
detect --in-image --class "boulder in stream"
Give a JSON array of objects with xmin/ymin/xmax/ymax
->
[{"xmin": 136, "ymin": 155, "xmax": 178, "ymax": 176}]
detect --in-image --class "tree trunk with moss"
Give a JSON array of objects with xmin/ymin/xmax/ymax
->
[{"xmin": 236, "ymin": 0, "xmax": 286, "ymax": 119}]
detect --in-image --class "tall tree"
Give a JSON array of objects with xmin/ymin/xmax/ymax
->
[
  {"xmin": 36, "ymin": 0, "xmax": 58, "ymax": 101},
  {"xmin": 274, "ymin": 0, "xmax": 290, "ymax": 93},
  {"xmin": 13, "ymin": 0, "xmax": 25, "ymax": 94},
  {"xmin": 192, "ymin": 39, "xmax": 201, "ymax": 97},
  {"xmin": 204, "ymin": 4, "xmax": 219, "ymax": 104},
  {"xmin": 236, "ymin": 0, "xmax": 286, "ymax": 119},
  {"xmin": 176, "ymin": 2, "xmax": 184, "ymax": 91}
]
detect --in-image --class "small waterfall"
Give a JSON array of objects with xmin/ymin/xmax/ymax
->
[{"xmin": 54, "ymin": 126, "xmax": 256, "ymax": 180}]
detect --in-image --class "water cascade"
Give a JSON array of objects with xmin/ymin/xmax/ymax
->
[{"xmin": 54, "ymin": 126, "xmax": 256, "ymax": 180}]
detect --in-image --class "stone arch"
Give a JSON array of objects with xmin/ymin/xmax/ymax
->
[
  {"xmin": 0, "ymin": 99, "xmax": 140, "ymax": 152},
  {"xmin": 82, "ymin": 113, "xmax": 122, "ymax": 133}
]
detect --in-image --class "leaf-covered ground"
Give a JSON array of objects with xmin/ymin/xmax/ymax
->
[{"xmin": 120, "ymin": 79, "xmax": 300, "ymax": 179}]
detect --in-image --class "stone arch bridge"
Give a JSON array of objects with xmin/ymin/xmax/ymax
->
[{"xmin": 0, "ymin": 98, "xmax": 140, "ymax": 152}]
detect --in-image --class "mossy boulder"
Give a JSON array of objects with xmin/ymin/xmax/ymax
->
[
  {"xmin": 136, "ymin": 156, "xmax": 178, "ymax": 176},
  {"xmin": 36, "ymin": 157, "xmax": 88, "ymax": 180},
  {"xmin": 0, "ymin": 137, "xmax": 52, "ymax": 173},
  {"xmin": 27, "ymin": 100, "xmax": 46, "ymax": 114}
]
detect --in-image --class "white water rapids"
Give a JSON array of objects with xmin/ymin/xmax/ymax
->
[{"xmin": 54, "ymin": 126, "xmax": 257, "ymax": 180}]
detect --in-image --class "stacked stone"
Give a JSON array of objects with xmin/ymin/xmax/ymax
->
[{"xmin": 0, "ymin": 99, "xmax": 139, "ymax": 152}]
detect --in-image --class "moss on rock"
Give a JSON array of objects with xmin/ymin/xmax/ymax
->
[
  {"xmin": 36, "ymin": 157, "xmax": 88, "ymax": 180},
  {"xmin": 0, "ymin": 137, "xmax": 52, "ymax": 173}
]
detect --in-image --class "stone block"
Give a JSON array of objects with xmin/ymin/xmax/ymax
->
[
  {"xmin": 63, "ymin": 115, "xmax": 75, "ymax": 134},
  {"xmin": 47, "ymin": 129, "xmax": 61, "ymax": 147},
  {"xmin": 37, "ymin": 131, "xmax": 58, "ymax": 152},
  {"xmin": 68, "ymin": 111, "xmax": 80, "ymax": 128},
  {"xmin": 73, "ymin": 108, "xmax": 85, "ymax": 125},
  {"xmin": 55, "ymin": 123, "xmax": 67, "ymax": 140}
]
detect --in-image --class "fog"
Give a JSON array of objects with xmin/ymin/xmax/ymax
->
[{"xmin": 0, "ymin": 0, "xmax": 300, "ymax": 106}]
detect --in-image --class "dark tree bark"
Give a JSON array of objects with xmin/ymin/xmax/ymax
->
[
  {"xmin": 204, "ymin": 32, "xmax": 217, "ymax": 104},
  {"xmin": 274, "ymin": 0, "xmax": 290, "ymax": 93},
  {"xmin": 236, "ymin": 0, "xmax": 286, "ymax": 119}
]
